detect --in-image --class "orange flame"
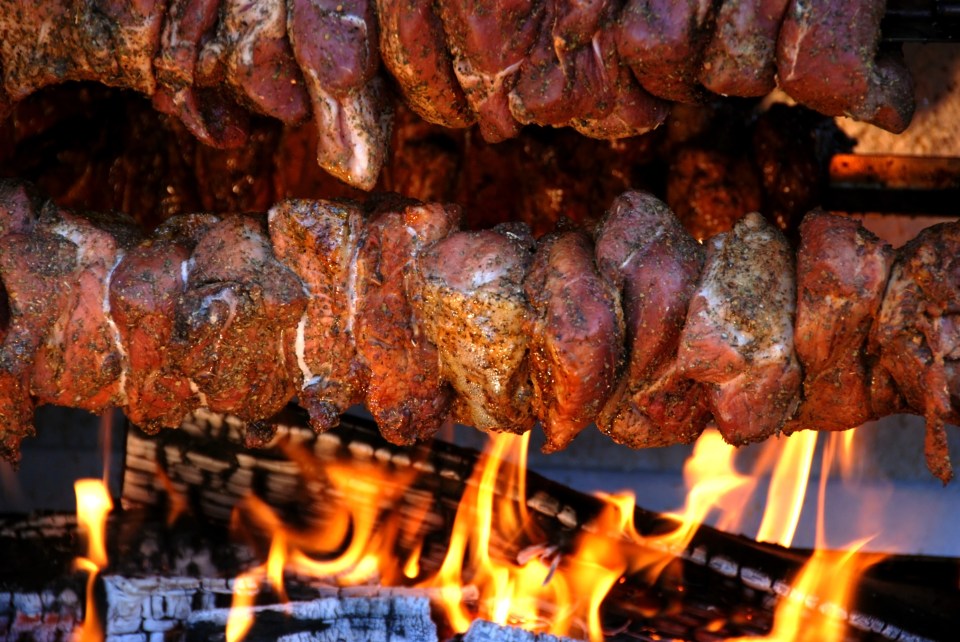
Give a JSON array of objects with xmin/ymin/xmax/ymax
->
[
  {"xmin": 73, "ymin": 479, "xmax": 113, "ymax": 642},
  {"xmin": 756, "ymin": 431, "xmax": 818, "ymax": 547}
]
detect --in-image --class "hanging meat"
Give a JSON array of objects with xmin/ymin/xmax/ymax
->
[
  {"xmin": 0, "ymin": 0, "xmax": 916, "ymax": 191},
  {"xmin": 1, "ymin": 179, "xmax": 957, "ymax": 482}
]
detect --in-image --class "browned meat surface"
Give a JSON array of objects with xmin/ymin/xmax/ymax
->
[
  {"xmin": 436, "ymin": 0, "xmax": 545, "ymax": 142},
  {"xmin": 667, "ymin": 146, "xmax": 763, "ymax": 240},
  {"xmin": 354, "ymin": 199, "xmax": 459, "ymax": 444},
  {"xmin": 376, "ymin": 0, "xmax": 474, "ymax": 128},
  {"xmin": 872, "ymin": 221, "xmax": 960, "ymax": 484},
  {"xmin": 28, "ymin": 204, "xmax": 142, "ymax": 413},
  {"xmin": 790, "ymin": 211, "xmax": 893, "ymax": 433},
  {"xmin": 268, "ymin": 199, "xmax": 367, "ymax": 431},
  {"xmin": 288, "ymin": 0, "xmax": 392, "ymax": 190},
  {"xmin": 617, "ymin": 0, "xmax": 717, "ymax": 103},
  {"xmin": 411, "ymin": 226, "xmax": 535, "ymax": 433},
  {"xmin": 509, "ymin": 0, "xmax": 616, "ymax": 127},
  {"xmin": 569, "ymin": 37, "xmax": 669, "ymax": 140},
  {"xmin": 0, "ymin": 0, "xmax": 164, "ymax": 101},
  {"xmin": 195, "ymin": 0, "xmax": 308, "ymax": 124},
  {"xmin": 525, "ymin": 229, "xmax": 623, "ymax": 452},
  {"xmin": 176, "ymin": 215, "xmax": 306, "ymax": 421},
  {"xmin": 776, "ymin": 0, "xmax": 915, "ymax": 133},
  {"xmin": 700, "ymin": 0, "xmax": 789, "ymax": 97},
  {"xmin": 595, "ymin": 191, "xmax": 709, "ymax": 448},
  {"xmin": 109, "ymin": 214, "xmax": 219, "ymax": 432},
  {"xmin": 677, "ymin": 212, "xmax": 801, "ymax": 445}
]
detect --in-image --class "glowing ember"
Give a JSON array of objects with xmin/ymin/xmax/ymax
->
[{"xmin": 73, "ymin": 478, "xmax": 113, "ymax": 642}]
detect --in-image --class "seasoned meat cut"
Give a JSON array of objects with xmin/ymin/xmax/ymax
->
[
  {"xmin": 524, "ymin": 229, "xmax": 623, "ymax": 452},
  {"xmin": 790, "ymin": 211, "xmax": 893, "ymax": 433},
  {"xmin": 777, "ymin": 0, "xmax": 915, "ymax": 133},
  {"xmin": 595, "ymin": 192, "xmax": 710, "ymax": 448},
  {"xmin": 872, "ymin": 221, "xmax": 960, "ymax": 484},
  {"xmin": 410, "ymin": 226, "xmax": 536, "ymax": 433},
  {"xmin": 354, "ymin": 200, "xmax": 459, "ymax": 444},
  {"xmin": 677, "ymin": 212, "xmax": 801, "ymax": 445},
  {"xmin": 269, "ymin": 199, "xmax": 367, "ymax": 432}
]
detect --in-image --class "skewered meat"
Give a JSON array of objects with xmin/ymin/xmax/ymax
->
[
  {"xmin": 376, "ymin": 0, "xmax": 474, "ymax": 128},
  {"xmin": 524, "ymin": 229, "xmax": 623, "ymax": 452},
  {"xmin": 789, "ymin": 211, "xmax": 894, "ymax": 433},
  {"xmin": 872, "ymin": 221, "xmax": 960, "ymax": 484},
  {"xmin": 268, "ymin": 198, "xmax": 367, "ymax": 432},
  {"xmin": 700, "ymin": 0, "xmax": 789, "ymax": 97},
  {"xmin": 435, "ymin": 0, "xmax": 545, "ymax": 142},
  {"xmin": 617, "ymin": 0, "xmax": 717, "ymax": 103},
  {"xmin": 776, "ymin": 0, "xmax": 915, "ymax": 133},
  {"xmin": 176, "ymin": 215, "xmax": 306, "ymax": 422},
  {"xmin": 677, "ymin": 212, "xmax": 802, "ymax": 445},
  {"xmin": 354, "ymin": 199, "xmax": 459, "ymax": 444},
  {"xmin": 109, "ymin": 214, "xmax": 219, "ymax": 432},
  {"xmin": 0, "ymin": 179, "xmax": 956, "ymax": 480},
  {"xmin": 595, "ymin": 191, "xmax": 710, "ymax": 448},
  {"xmin": 410, "ymin": 225, "xmax": 536, "ymax": 433},
  {"xmin": 196, "ymin": 0, "xmax": 308, "ymax": 125},
  {"xmin": 287, "ymin": 0, "xmax": 393, "ymax": 191}
]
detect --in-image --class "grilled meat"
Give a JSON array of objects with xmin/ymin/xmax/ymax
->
[
  {"xmin": 595, "ymin": 191, "xmax": 710, "ymax": 448},
  {"xmin": 525, "ymin": 229, "xmax": 624, "ymax": 452},
  {"xmin": 677, "ymin": 212, "xmax": 802, "ymax": 445}
]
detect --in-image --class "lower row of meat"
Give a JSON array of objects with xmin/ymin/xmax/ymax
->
[
  {"xmin": 0, "ymin": 180, "xmax": 957, "ymax": 481},
  {"xmin": 0, "ymin": 0, "xmax": 913, "ymax": 190}
]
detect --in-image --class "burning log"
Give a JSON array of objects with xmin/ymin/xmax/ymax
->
[{"xmin": 462, "ymin": 620, "xmax": 575, "ymax": 642}]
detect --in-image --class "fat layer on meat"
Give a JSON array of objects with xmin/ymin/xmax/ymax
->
[
  {"xmin": 410, "ymin": 226, "xmax": 536, "ymax": 433},
  {"xmin": 872, "ymin": 221, "xmax": 960, "ymax": 484},
  {"xmin": 677, "ymin": 211, "xmax": 801, "ymax": 444},
  {"xmin": 109, "ymin": 214, "xmax": 221, "ymax": 432},
  {"xmin": 524, "ymin": 229, "xmax": 624, "ymax": 452},
  {"xmin": 789, "ymin": 210, "xmax": 893, "ymax": 433},
  {"xmin": 288, "ymin": 0, "xmax": 392, "ymax": 190},
  {"xmin": 176, "ymin": 215, "xmax": 306, "ymax": 422},
  {"xmin": 595, "ymin": 191, "xmax": 710, "ymax": 448},
  {"xmin": 355, "ymin": 199, "xmax": 460, "ymax": 444},
  {"xmin": 436, "ymin": 0, "xmax": 545, "ymax": 142},
  {"xmin": 376, "ymin": 0, "xmax": 474, "ymax": 128},
  {"xmin": 700, "ymin": 0, "xmax": 790, "ymax": 97},
  {"xmin": 269, "ymin": 199, "xmax": 367, "ymax": 432},
  {"xmin": 776, "ymin": 0, "xmax": 915, "ymax": 133}
]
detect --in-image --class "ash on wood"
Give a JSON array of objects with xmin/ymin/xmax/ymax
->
[
  {"xmin": 184, "ymin": 596, "xmax": 437, "ymax": 642},
  {"xmin": 462, "ymin": 620, "xmax": 575, "ymax": 642}
]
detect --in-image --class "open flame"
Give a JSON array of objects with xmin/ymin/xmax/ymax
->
[
  {"xmin": 73, "ymin": 478, "xmax": 112, "ymax": 642},
  {"xmin": 217, "ymin": 421, "xmax": 888, "ymax": 641}
]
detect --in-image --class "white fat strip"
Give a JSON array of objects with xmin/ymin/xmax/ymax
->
[
  {"xmin": 201, "ymin": 289, "xmax": 238, "ymax": 327},
  {"xmin": 180, "ymin": 258, "xmax": 194, "ymax": 291},
  {"xmin": 780, "ymin": 0, "xmax": 810, "ymax": 83},
  {"xmin": 102, "ymin": 253, "xmax": 130, "ymax": 405},
  {"xmin": 700, "ymin": 275, "xmax": 753, "ymax": 348},
  {"xmin": 345, "ymin": 225, "xmax": 362, "ymax": 336},
  {"xmin": 295, "ymin": 314, "xmax": 320, "ymax": 388}
]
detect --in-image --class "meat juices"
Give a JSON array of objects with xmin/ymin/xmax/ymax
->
[
  {"xmin": 288, "ymin": 0, "xmax": 393, "ymax": 190},
  {"xmin": 776, "ymin": 0, "xmax": 915, "ymax": 133},
  {"xmin": 617, "ymin": 0, "xmax": 718, "ymax": 103},
  {"xmin": 436, "ymin": 0, "xmax": 545, "ymax": 142},
  {"xmin": 110, "ymin": 214, "xmax": 220, "ymax": 432},
  {"xmin": 872, "ymin": 221, "xmax": 960, "ymax": 484},
  {"xmin": 376, "ymin": 0, "xmax": 474, "ymax": 128},
  {"xmin": 269, "ymin": 199, "xmax": 367, "ymax": 432},
  {"xmin": 595, "ymin": 192, "xmax": 710, "ymax": 448},
  {"xmin": 176, "ymin": 216, "xmax": 307, "ymax": 422},
  {"xmin": 524, "ymin": 230, "xmax": 623, "ymax": 452},
  {"xmin": 789, "ymin": 211, "xmax": 893, "ymax": 433},
  {"xmin": 677, "ymin": 212, "xmax": 801, "ymax": 445},
  {"xmin": 411, "ymin": 226, "xmax": 536, "ymax": 433},
  {"xmin": 354, "ymin": 201, "xmax": 460, "ymax": 444},
  {"xmin": 700, "ymin": 0, "xmax": 789, "ymax": 97}
]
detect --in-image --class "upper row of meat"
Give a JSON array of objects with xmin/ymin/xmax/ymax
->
[
  {"xmin": 0, "ymin": 179, "xmax": 956, "ymax": 483},
  {"xmin": 0, "ymin": 0, "xmax": 914, "ymax": 190}
]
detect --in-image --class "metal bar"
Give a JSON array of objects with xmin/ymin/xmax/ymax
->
[
  {"xmin": 883, "ymin": 0, "xmax": 960, "ymax": 42},
  {"xmin": 826, "ymin": 154, "xmax": 960, "ymax": 215}
]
